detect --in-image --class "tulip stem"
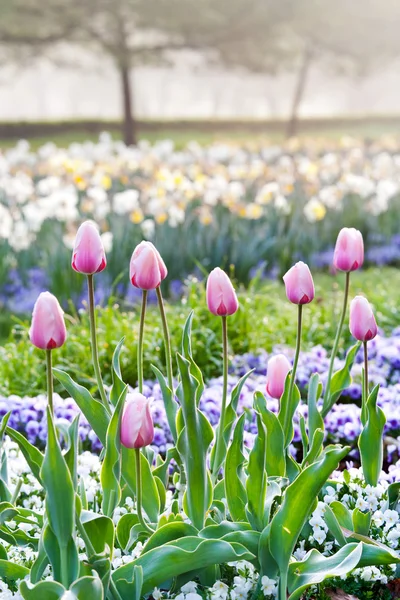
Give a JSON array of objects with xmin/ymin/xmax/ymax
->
[
  {"xmin": 87, "ymin": 274, "xmax": 109, "ymax": 413},
  {"xmin": 212, "ymin": 316, "xmax": 228, "ymax": 481},
  {"xmin": 156, "ymin": 285, "xmax": 177, "ymax": 441},
  {"xmin": 137, "ymin": 290, "xmax": 148, "ymax": 394},
  {"xmin": 362, "ymin": 341, "xmax": 369, "ymax": 425},
  {"xmin": 46, "ymin": 349, "xmax": 54, "ymax": 416},
  {"xmin": 286, "ymin": 304, "xmax": 303, "ymax": 423},
  {"xmin": 135, "ymin": 448, "xmax": 154, "ymax": 534},
  {"xmin": 323, "ymin": 271, "xmax": 350, "ymax": 416}
]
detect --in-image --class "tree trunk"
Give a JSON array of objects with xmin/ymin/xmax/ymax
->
[
  {"xmin": 286, "ymin": 45, "xmax": 313, "ymax": 139},
  {"xmin": 120, "ymin": 64, "xmax": 136, "ymax": 146}
]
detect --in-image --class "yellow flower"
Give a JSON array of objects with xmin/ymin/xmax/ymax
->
[
  {"xmin": 130, "ymin": 209, "xmax": 144, "ymax": 224},
  {"xmin": 156, "ymin": 213, "xmax": 168, "ymax": 224},
  {"xmin": 245, "ymin": 203, "xmax": 263, "ymax": 219},
  {"xmin": 101, "ymin": 175, "xmax": 112, "ymax": 190},
  {"xmin": 303, "ymin": 198, "xmax": 326, "ymax": 223}
]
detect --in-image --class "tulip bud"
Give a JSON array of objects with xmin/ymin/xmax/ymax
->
[
  {"xmin": 266, "ymin": 354, "xmax": 291, "ymax": 399},
  {"xmin": 29, "ymin": 292, "xmax": 67, "ymax": 350},
  {"xmin": 206, "ymin": 267, "xmax": 239, "ymax": 316},
  {"xmin": 283, "ymin": 261, "xmax": 315, "ymax": 305},
  {"xmin": 72, "ymin": 221, "xmax": 107, "ymax": 275},
  {"xmin": 333, "ymin": 228, "xmax": 364, "ymax": 272},
  {"xmin": 120, "ymin": 393, "xmax": 154, "ymax": 449},
  {"xmin": 349, "ymin": 296, "xmax": 377, "ymax": 342},
  {"xmin": 130, "ymin": 241, "xmax": 167, "ymax": 290}
]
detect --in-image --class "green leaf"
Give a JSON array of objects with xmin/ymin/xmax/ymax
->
[
  {"xmin": 307, "ymin": 373, "xmax": 324, "ymax": 445},
  {"xmin": 152, "ymin": 365, "xmax": 178, "ymax": 443},
  {"xmin": 110, "ymin": 337, "xmax": 126, "ymax": 407},
  {"xmin": 278, "ymin": 374, "xmax": 301, "ymax": 448},
  {"xmin": 181, "ymin": 311, "xmax": 205, "ymax": 405},
  {"xmin": 116, "ymin": 513, "xmax": 140, "ymax": 550},
  {"xmin": 142, "ymin": 521, "xmax": 198, "ymax": 554},
  {"xmin": 323, "ymin": 505, "xmax": 348, "ymax": 547},
  {"xmin": 322, "ymin": 342, "xmax": 361, "ymax": 417},
  {"xmin": 254, "ymin": 392, "xmax": 285, "ymax": 477},
  {"xmin": 6, "ymin": 426, "xmax": 43, "ymax": 483},
  {"xmin": 40, "ymin": 408, "xmax": 78, "ymax": 587},
  {"xmin": 113, "ymin": 564, "xmax": 143, "ymax": 600},
  {"xmin": 30, "ymin": 530, "xmax": 49, "ymax": 584},
  {"xmin": 301, "ymin": 429, "xmax": 324, "ymax": 468},
  {"xmin": 64, "ymin": 415, "xmax": 80, "ymax": 489},
  {"xmin": 80, "ymin": 510, "xmax": 115, "ymax": 558},
  {"xmin": 246, "ymin": 413, "xmax": 267, "ymax": 531},
  {"xmin": 358, "ymin": 384, "xmax": 386, "ymax": 486},
  {"xmin": 70, "ymin": 575, "xmax": 104, "ymax": 599},
  {"xmin": 387, "ymin": 482, "xmax": 400, "ymax": 509},
  {"xmin": 211, "ymin": 369, "xmax": 254, "ymax": 478},
  {"xmin": 287, "ymin": 544, "xmax": 363, "ymax": 600},
  {"xmin": 101, "ymin": 385, "xmax": 128, "ymax": 518},
  {"xmin": 330, "ymin": 500, "xmax": 353, "ymax": 530},
  {"xmin": 269, "ymin": 445, "xmax": 350, "ymax": 580},
  {"xmin": 225, "ymin": 414, "xmax": 247, "ymax": 522},
  {"xmin": 176, "ymin": 353, "xmax": 213, "ymax": 530},
  {"xmin": 0, "ymin": 558, "xmax": 29, "ymax": 581},
  {"xmin": 352, "ymin": 508, "xmax": 371, "ymax": 536},
  {"xmin": 19, "ymin": 580, "xmax": 66, "ymax": 600},
  {"xmin": 112, "ymin": 537, "xmax": 254, "ymax": 595}
]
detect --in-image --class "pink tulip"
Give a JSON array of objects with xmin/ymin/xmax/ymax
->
[
  {"xmin": 283, "ymin": 262, "xmax": 315, "ymax": 305},
  {"xmin": 349, "ymin": 296, "xmax": 378, "ymax": 342},
  {"xmin": 130, "ymin": 241, "xmax": 167, "ymax": 290},
  {"xmin": 72, "ymin": 221, "xmax": 107, "ymax": 275},
  {"xmin": 333, "ymin": 228, "xmax": 364, "ymax": 272},
  {"xmin": 206, "ymin": 267, "xmax": 239, "ymax": 316},
  {"xmin": 29, "ymin": 292, "xmax": 67, "ymax": 350},
  {"xmin": 120, "ymin": 393, "xmax": 154, "ymax": 449},
  {"xmin": 266, "ymin": 354, "xmax": 291, "ymax": 399}
]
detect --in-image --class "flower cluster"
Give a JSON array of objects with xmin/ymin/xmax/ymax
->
[{"xmin": 2, "ymin": 135, "xmax": 400, "ymax": 308}]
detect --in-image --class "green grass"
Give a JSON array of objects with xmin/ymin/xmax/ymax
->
[
  {"xmin": 0, "ymin": 267, "xmax": 398, "ymax": 398},
  {"xmin": 2, "ymin": 117, "xmax": 400, "ymax": 150}
]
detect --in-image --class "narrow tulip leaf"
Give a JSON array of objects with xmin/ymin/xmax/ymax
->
[
  {"xmin": 112, "ymin": 564, "xmax": 143, "ymax": 600},
  {"xmin": 40, "ymin": 408, "xmax": 79, "ymax": 586},
  {"xmin": 307, "ymin": 374, "xmax": 324, "ymax": 446},
  {"xmin": 153, "ymin": 447, "xmax": 179, "ymax": 487},
  {"xmin": 387, "ymin": 482, "xmax": 400, "ymax": 509},
  {"xmin": 357, "ymin": 540, "xmax": 400, "ymax": 567},
  {"xmin": 330, "ymin": 500, "xmax": 353, "ymax": 531},
  {"xmin": 278, "ymin": 374, "xmax": 301, "ymax": 448},
  {"xmin": 142, "ymin": 521, "xmax": 198, "ymax": 554},
  {"xmin": 110, "ymin": 337, "xmax": 126, "ymax": 407},
  {"xmin": 225, "ymin": 414, "xmax": 247, "ymax": 522},
  {"xmin": 352, "ymin": 508, "xmax": 371, "ymax": 536},
  {"xmin": 53, "ymin": 368, "xmax": 109, "ymax": 441},
  {"xmin": 269, "ymin": 445, "xmax": 350, "ymax": 582},
  {"xmin": 245, "ymin": 413, "xmax": 267, "ymax": 531},
  {"xmin": 64, "ymin": 414, "xmax": 80, "ymax": 490},
  {"xmin": 199, "ymin": 521, "xmax": 252, "ymax": 539},
  {"xmin": 181, "ymin": 311, "xmax": 205, "ymax": 404},
  {"xmin": 101, "ymin": 385, "xmax": 128, "ymax": 518},
  {"xmin": 176, "ymin": 353, "xmax": 213, "ymax": 530},
  {"xmin": 358, "ymin": 384, "xmax": 386, "ymax": 487},
  {"xmin": 259, "ymin": 523, "xmax": 279, "ymax": 579},
  {"xmin": 287, "ymin": 544, "xmax": 363, "ymax": 600},
  {"xmin": 301, "ymin": 429, "xmax": 324, "ymax": 468},
  {"xmin": 152, "ymin": 365, "xmax": 178, "ymax": 443},
  {"xmin": 5, "ymin": 426, "xmax": 43, "ymax": 483},
  {"xmin": 30, "ymin": 530, "xmax": 49, "ymax": 584},
  {"xmin": 19, "ymin": 580, "xmax": 66, "ymax": 600},
  {"xmin": 210, "ymin": 369, "xmax": 254, "ymax": 477},
  {"xmin": 112, "ymin": 537, "xmax": 254, "ymax": 595},
  {"xmin": 322, "ymin": 342, "xmax": 361, "ymax": 417},
  {"xmin": 116, "ymin": 513, "xmax": 140, "ymax": 550},
  {"xmin": 254, "ymin": 392, "xmax": 285, "ymax": 477},
  {"xmin": 323, "ymin": 505, "xmax": 348, "ymax": 547}
]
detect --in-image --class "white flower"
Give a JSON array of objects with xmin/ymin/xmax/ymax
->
[
  {"xmin": 113, "ymin": 189, "xmax": 140, "ymax": 214},
  {"xmin": 101, "ymin": 231, "xmax": 113, "ymax": 253},
  {"xmin": 141, "ymin": 219, "xmax": 155, "ymax": 239},
  {"xmin": 186, "ymin": 594, "xmax": 203, "ymax": 600},
  {"xmin": 152, "ymin": 588, "xmax": 162, "ymax": 600},
  {"xmin": 313, "ymin": 527, "xmax": 327, "ymax": 545},
  {"xmin": 261, "ymin": 576, "xmax": 277, "ymax": 597},
  {"xmin": 181, "ymin": 581, "xmax": 198, "ymax": 594}
]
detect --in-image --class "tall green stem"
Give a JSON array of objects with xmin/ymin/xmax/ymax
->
[
  {"xmin": 135, "ymin": 448, "xmax": 153, "ymax": 534},
  {"xmin": 87, "ymin": 274, "xmax": 109, "ymax": 412},
  {"xmin": 46, "ymin": 349, "xmax": 53, "ymax": 415},
  {"xmin": 279, "ymin": 572, "xmax": 288, "ymax": 600},
  {"xmin": 285, "ymin": 304, "xmax": 303, "ymax": 431},
  {"xmin": 156, "ymin": 285, "xmax": 177, "ymax": 442},
  {"xmin": 137, "ymin": 290, "xmax": 148, "ymax": 394},
  {"xmin": 361, "ymin": 341, "xmax": 369, "ymax": 425},
  {"xmin": 323, "ymin": 271, "xmax": 350, "ymax": 414},
  {"xmin": 212, "ymin": 316, "xmax": 228, "ymax": 481}
]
